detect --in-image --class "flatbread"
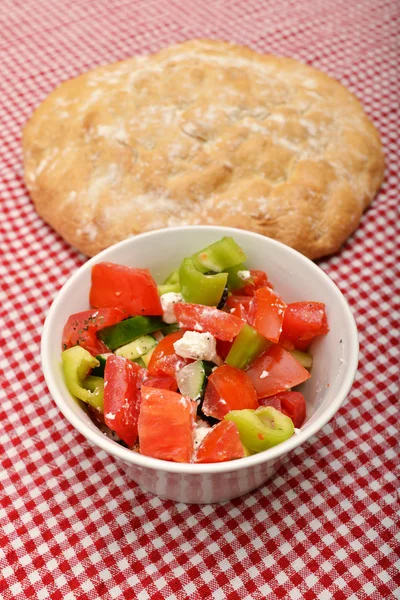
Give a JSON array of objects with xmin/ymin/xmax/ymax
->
[{"xmin": 23, "ymin": 40, "xmax": 384, "ymax": 258}]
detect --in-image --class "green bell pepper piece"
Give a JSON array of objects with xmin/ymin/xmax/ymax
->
[
  {"xmin": 225, "ymin": 263, "xmax": 253, "ymax": 291},
  {"xmin": 161, "ymin": 323, "xmax": 180, "ymax": 336},
  {"xmin": 157, "ymin": 283, "xmax": 180, "ymax": 295},
  {"xmin": 192, "ymin": 236, "xmax": 247, "ymax": 273},
  {"xmin": 163, "ymin": 269, "xmax": 180, "ymax": 285},
  {"xmin": 225, "ymin": 406, "xmax": 294, "ymax": 454},
  {"xmin": 61, "ymin": 346, "xmax": 104, "ymax": 411},
  {"xmin": 225, "ymin": 324, "xmax": 271, "ymax": 369},
  {"xmin": 179, "ymin": 257, "xmax": 228, "ymax": 306}
]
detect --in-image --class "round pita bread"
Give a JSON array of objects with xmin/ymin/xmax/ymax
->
[{"xmin": 23, "ymin": 40, "xmax": 384, "ymax": 258}]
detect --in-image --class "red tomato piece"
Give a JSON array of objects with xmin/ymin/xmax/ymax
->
[
  {"xmin": 235, "ymin": 269, "xmax": 273, "ymax": 296},
  {"xmin": 195, "ymin": 421, "xmax": 245, "ymax": 463},
  {"xmin": 138, "ymin": 387, "xmax": 195, "ymax": 462},
  {"xmin": 90, "ymin": 262, "xmax": 162, "ymax": 317},
  {"xmin": 258, "ymin": 396, "xmax": 282, "ymax": 411},
  {"xmin": 246, "ymin": 345, "xmax": 310, "ymax": 398},
  {"xmin": 279, "ymin": 338, "xmax": 296, "ymax": 351},
  {"xmin": 281, "ymin": 302, "xmax": 329, "ymax": 350},
  {"xmin": 216, "ymin": 339, "xmax": 234, "ymax": 361},
  {"xmin": 141, "ymin": 374, "xmax": 178, "ymax": 392},
  {"xmin": 202, "ymin": 364, "xmax": 258, "ymax": 420},
  {"xmin": 225, "ymin": 295, "xmax": 252, "ymax": 320},
  {"xmin": 62, "ymin": 308, "xmax": 126, "ymax": 356},
  {"xmin": 104, "ymin": 355, "xmax": 142, "ymax": 446},
  {"xmin": 173, "ymin": 303, "xmax": 243, "ymax": 342},
  {"xmin": 276, "ymin": 391, "xmax": 306, "ymax": 428},
  {"xmin": 247, "ymin": 287, "xmax": 287, "ymax": 344},
  {"xmin": 147, "ymin": 331, "xmax": 192, "ymax": 378}
]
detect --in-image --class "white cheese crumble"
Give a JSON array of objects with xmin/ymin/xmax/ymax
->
[
  {"xmin": 193, "ymin": 426, "xmax": 211, "ymax": 450},
  {"xmin": 105, "ymin": 413, "xmax": 116, "ymax": 421},
  {"xmin": 173, "ymin": 331, "xmax": 217, "ymax": 361},
  {"xmin": 237, "ymin": 270, "xmax": 251, "ymax": 281},
  {"xmin": 160, "ymin": 292, "xmax": 183, "ymax": 324},
  {"xmin": 259, "ymin": 370, "xmax": 269, "ymax": 379}
]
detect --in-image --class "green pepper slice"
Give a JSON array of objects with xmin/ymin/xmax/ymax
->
[
  {"xmin": 225, "ymin": 263, "xmax": 253, "ymax": 291},
  {"xmin": 179, "ymin": 257, "xmax": 228, "ymax": 306},
  {"xmin": 163, "ymin": 269, "xmax": 180, "ymax": 285},
  {"xmin": 192, "ymin": 236, "xmax": 247, "ymax": 273},
  {"xmin": 157, "ymin": 283, "xmax": 180, "ymax": 295},
  {"xmin": 61, "ymin": 346, "xmax": 104, "ymax": 411},
  {"xmin": 225, "ymin": 406, "xmax": 294, "ymax": 454},
  {"xmin": 225, "ymin": 324, "xmax": 271, "ymax": 369}
]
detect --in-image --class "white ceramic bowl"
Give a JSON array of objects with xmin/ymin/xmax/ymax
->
[{"xmin": 41, "ymin": 226, "xmax": 358, "ymax": 503}]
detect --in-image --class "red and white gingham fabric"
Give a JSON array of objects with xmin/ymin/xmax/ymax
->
[{"xmin": 0, "ymin": 1, "xmax": 399, "ymax": 598}]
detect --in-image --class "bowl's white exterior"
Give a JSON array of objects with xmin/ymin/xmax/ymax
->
[{"xmin": 41, "ymin": 227, "xmax": 358, "ymax": 504}]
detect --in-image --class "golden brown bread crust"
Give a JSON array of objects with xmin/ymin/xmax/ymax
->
[{"xmin": 23, "ymin": 39, "xmax": 385, "ymax": 258}]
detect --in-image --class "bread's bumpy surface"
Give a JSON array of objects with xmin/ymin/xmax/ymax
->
[{"xmin": 23, "ymin": 40, "xmax": 384, "ymax": 258}]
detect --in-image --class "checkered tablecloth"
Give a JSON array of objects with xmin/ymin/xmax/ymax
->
[{"xmin": 1, "ymin": 0, "xmax": 399, "ymax": 598}]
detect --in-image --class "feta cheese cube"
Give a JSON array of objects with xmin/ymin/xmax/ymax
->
[
  {"xmin": 173, "ymin": 331, "xmax": 217, "ymax": 361},
  {"xmin": 237, "ymin": 270, "xmax": 251, "ymax": 281},
  {"xmin": 193, "ymin": 426, "xmax": 211, "ymax": 450},
  {"xmin": 160, "ymin": 292, "xmax": 183, "ymax": 324}
]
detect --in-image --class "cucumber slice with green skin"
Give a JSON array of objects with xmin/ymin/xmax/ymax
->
[
  {"xmin": 134, "ymin": 357, "xmax": 146, "ymax": 368},
  {"xmin": 141, "ymin": 347, "xmax": 155, "ymax": 367},
  {"xmin": 91, "ymin": 354, "xmax": 111, "ymax": 377},
  {"xmin": 176, "ymin": 360, "xmax": 215, "ymax": 402},
  {"xmin": 96, "ymin": 316, "xmax": 164, "ymax": 350},
  {"xmin": 289, "ymin": 350, "xmax": 313, "ymax": 369},
  {"xmin": 115, "ymin": 335, "xmax": 157, "ymax": 361}
]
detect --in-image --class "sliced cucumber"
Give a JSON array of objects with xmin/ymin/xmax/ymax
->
[
  {"xmin": 289, "ymin": 350, "xmax": 313, "ymax": 369},
  {"xmin": 141, "ymin": 347, "xmax": 155, "ymax": 367},
  {"xmin": 115, "ymin": 335, "xmax": 157, "ymax": 361},
  {"xmin": 176, "ymin": 360, "xmax": 214, "ymax": 401},
  {"xmin": 97, "ymin": 316, "xmax": 164, "ymax": 350},
  {"xmin": 134, "ymin": 357, "xmax": 146, "ymax": 368}
]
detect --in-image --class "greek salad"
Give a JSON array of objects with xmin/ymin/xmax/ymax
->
[{"xmin": 61, "ymin": 237, "xmax": 329, "ymax": 463}]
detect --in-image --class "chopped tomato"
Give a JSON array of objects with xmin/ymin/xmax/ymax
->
[
  {"xmin": 248, "ymin": 287, "xmax": 287, "ymax": 343},
  {"xmin": 216, "ymin": 339, "xmax": 234, "ymax": 361},
  {"xmin": 281, "ymin": 302, "xmax": 329, "ymax": 350},
  {"xmin": 279, "ymin": 338, "xmax": 296, "ymax": 351},
  {"xmin": 225, "ymin": 295, "xmax": 252, "ymax": 320},
  {"xmin": 104, "ymin": 355, "xmax": 142, "ymax": 446},
  {"xmin": 202, "ymin": 364, "xmax": 258, "ymax": 420},
  {"xmin": 62, "ymin": 308, "xmax": 126, "ymax": 356},
  {"xmin": 258, "ymin": 396, "xmax": 282, "ymax": 411},
  {"xmin": 141, "ymin": 374, "xmax": 178, "ymax": 392},
  {"xmin": 138, "ymin": 387, "xmax": 195, "ymax": 462},
  {"xmin": 90, "ymin": 262, "xmax": 162, "ymax": 317},
  {"xmin": 275, "ymin": 391, "xmax": 306, "ymax": 428},
  {"xmin": 195, "ymin": 421, "xmax": 245, "ymax": 463},
  {"xmin": 235, "ymin": 269, "xmax": 273, "ymax": 296},
  {"xmin": 173, "ymin": 303, "xmax": 243, "ymax": 342},
  {"xmin": 246, "ymin": 345, "xmax": 310, "ymax": 398},
  {"xmin": 147, "ymin": 331, "xmax": 192, "ymax": 378}
]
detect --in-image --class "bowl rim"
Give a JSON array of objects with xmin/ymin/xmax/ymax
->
[{"xmin": 41, "ymin": 226, "xmax": 359, "ymax": 474}]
